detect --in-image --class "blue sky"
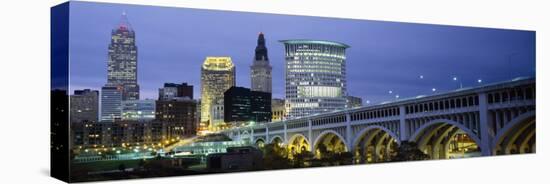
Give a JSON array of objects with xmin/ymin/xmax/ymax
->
[{"xmin": 68, "ymin": 1, "xmax": 535, "ymax": 104}]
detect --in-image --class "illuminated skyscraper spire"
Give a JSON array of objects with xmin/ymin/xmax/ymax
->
[{"xmin": 250, "ymin": 32, "xmax": 272, "ymax": 93}]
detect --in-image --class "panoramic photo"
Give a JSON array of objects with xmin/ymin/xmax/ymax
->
[{"xmin": 51, "ymin": 1, "xmax": 536, "ymax": 182}]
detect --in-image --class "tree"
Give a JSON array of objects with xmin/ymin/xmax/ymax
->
[
  {"xmin": 262, "ymin": 143, "xmax": 291, "ymax": 169},
  {"xmin": 292, "ymin": 151, "xmax": 314, "ymax": 168},
  {"xmin": 333, "ymin": 152, "xmax": 354, "ymax": 165},
  {"xmin": 390, "ymin": 141, "xmax": 430, "ymax": 162}
]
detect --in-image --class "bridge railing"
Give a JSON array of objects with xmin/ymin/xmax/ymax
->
[{"xmin": 220, "ymin": 77, "xmax": 535, "ymax": 136}]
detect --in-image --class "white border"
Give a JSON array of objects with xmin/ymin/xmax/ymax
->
[{"xmin": 0, "ymin": 0, "xmax": 547, "ymax": 183}]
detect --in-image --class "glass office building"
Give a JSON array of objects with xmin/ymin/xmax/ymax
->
[{"xmin": 280, "ymin": 40, "xmax": 349, "ymax": 118}]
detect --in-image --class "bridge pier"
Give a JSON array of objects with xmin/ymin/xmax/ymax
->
[
  {"xmin": 399, "ymin": 105, "xmax": 408, "ymax": 142},
  {"xmin": 478, "ymin": 93, "xmax": 493, "ymax": 156}
]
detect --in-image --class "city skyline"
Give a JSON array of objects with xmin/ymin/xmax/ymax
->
[{"xmin": 68, "ymin": 1, "xmax": 535, "ymax": 104}]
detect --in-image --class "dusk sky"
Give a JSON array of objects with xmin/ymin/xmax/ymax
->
[{"xmin": 68, "ymin": 1, "xmax": 535, "ymax": 104}]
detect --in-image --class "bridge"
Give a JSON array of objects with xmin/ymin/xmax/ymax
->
[{"xmin": 220, "ymin": 77, "xmax": 535, "ymax": 163}]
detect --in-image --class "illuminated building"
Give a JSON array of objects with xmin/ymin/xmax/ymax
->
[
  {"xmin": 107, "ymin": 12, "xmax": 139, "ymax": 100},
  {"xmin": 200, "ymin": 57, "xmax": 235, "ymax": 130},
  {"xmin": 121, "ymin": 99, "xmax": 156, "ymax": 121},
  {"xmin": 346, "ymin": 95, "xmax": 363, "ymax": 108},
  {"xmin": 271, "ymin": 98, "xmax": 286, "ymax": 121},
  {"xmin": 250, "ymin": 32, "xmax": 272, "ymax": 93},
  {"xmin": 100, "ymin": 84, "xmax": 123, "ymax": 122},
  {"xmin": 70, "ymin": 89, "xmax": 99, "ymax": 123},
  {"xmin": 224, "ymin": 86, "xmax": 271, "ymax": 126},
  {"xmin": 280, "ymin": 40, "xmax": 349, "ymax": 118}
]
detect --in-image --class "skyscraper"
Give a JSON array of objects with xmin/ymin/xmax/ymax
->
[
  {"xmin": 280, "ymin": 40, "xmax": 349, "ymax": 118},
  {"xmin": 100, "ymin": 85, "xmax": 123, "ymax": 122},
  {"xmin": 200, "ymin": 57, "xmax": 236, "ymax": 130},
  {"xmin": 70, "ymin": 89, "xmax": 99, "ymax": 124},
  {"xmin": 250, "ymin": 32, "xmax": 272, "ymax": 93},
  {"xmin": 107, "ymin": 12, "xmax": 139, "ymax": 100}
]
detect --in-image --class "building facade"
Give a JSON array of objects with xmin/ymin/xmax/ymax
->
[
  {"xmin": 121, "ymin": 99, "xmax": 156, "ymax": 121},
  {"xmin": 156, "ymin": 99, "xmax": 198, "ymax": 137},
  {"xmin": 250, "ymin": 32, "xmax": 272, "ymax": 93},
  {"xmin": 346, "ymin": 95, "xmax": 363, "ymax": 108},
  {"xmin": 280, "ymin": 40, "xmax": 349, "ymax": 118},
  {"xmin": 107, "ymin": 12, "xmax": 139, "ymax": 101},
  {"xmin": 200, "ymin": 57, "xmax": 236, "ymax": 130},
  {"xmin": 271, "ymin": 98, "xmax": 286, "ymax": 122},
  {"xmin": 100, "ymin": 85, "xmax": 123, "ymax": 122},
  {"xmin": 224, "ymin": 86, "xmax": 271, "ymax": 126},
  {"xmin": 70, "ymin": 89, "xmax": 99, "ymax": 124},
  {"xmin": 210, "ymin": 102, "xmax": 225, "ymax": 130},
  {"xmin": 158, "ymin": 82, "xmax": 193, "ymax": 101}
]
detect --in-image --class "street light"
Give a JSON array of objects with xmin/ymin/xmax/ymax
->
[
  {"xmin": 477, "ymin": 79, "xmax": 483, "ymax": 84},
  {"xmin": 432, "ymin": 88, "xmax": 437, "ymax": 92},
  {"xmin": 452, "ymin": 76, "xmax": 463, "ymax": 89}
]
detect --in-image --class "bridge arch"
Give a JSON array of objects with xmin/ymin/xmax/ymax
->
[
  {"xmin": 287, "ymin": 133, "xmax": 311, "ymax": 158},
  {"xmin": 493, "ymin": 111, "xmax": 535, "ymax": 155},
  {"xmin": 254, "ymin": 137, "xmax": 266, "ymax": 148},
  {"xmin": 313, "ymin": 130, "xmax": 349, "ymax": 159},
  {"xmin": 409, "ymin": 118, "xmax": 482, "ymax": 159},
  {"xmin": 352, "ymin": 125, "xmax": 400, "ymax": 163},
  {"xmin": 269, "ymin": 135, "xmax": 284, "ymax": 145},
  {"xmin": 239, "ymin": 130, "xmax": 251, "ymax": 143}
]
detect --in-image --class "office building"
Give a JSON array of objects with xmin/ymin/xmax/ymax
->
[
  {"xmin": 280, "ymin": 40, "xmax": 349, "ymax": 118},
  {"xmin": 70, "ymin": 89, "xmax": 99, "ymax": 123},
  {"xmin": 121, "ymin": 99, "xmax": 156, "ymax": 121},
  {"xmin": 224, "ymin": 86, "xmax": 271, "ymax": 126},
  {"xmin": 346, "ymin": 95, "xmax": 363, "ymax": 108},
  {"xmin": 200, "ymin": 57, "xmax": 235, "ymax": 130},
  {"xmin": 159, "ymin": 82, "xmax": 193, "ymax": 101},
  {"xmin": 107, "ymin": 12, "xmax": 139, "ymax": 100},
  {"xmin": 100, "ymin": 85, "xmax": 123, "ymax": 122}
]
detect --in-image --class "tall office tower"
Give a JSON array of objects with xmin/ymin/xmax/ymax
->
[
  {"xmin": 250, "ymin": 32, "xmax": 272, "ymax": 93},
  {"xmin": 121, "ymin": 99, "xmax": 156, "ymax": 121},
  {"xmin": 200, "ymin": 57, "xmax": 235, "ymax": 130},
  {"xmin": 224, "ymin": 86, "xmax": 271, "ymax": 126},
  {"xmin": 280, "ymin": 40, "xmax": 349, "ymax": 118},
  {"xmin": 107, "ymin": 12, "xmax": 139, "ymax": 100},
  {"xmin": 70, "ymin": 89, "xmax": 99, "ymax": 124},
  {"xmin": 100, "ymin": 85, "xmax": 123, "ymax": 122},
  {"xmin": 158, "ymin": 82, "xmax": 193, "ymax": 101}
]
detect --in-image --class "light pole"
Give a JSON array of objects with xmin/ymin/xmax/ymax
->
[{"xmin": 453, "ymin": 76, "xmax": 463, "ymax": 89}]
